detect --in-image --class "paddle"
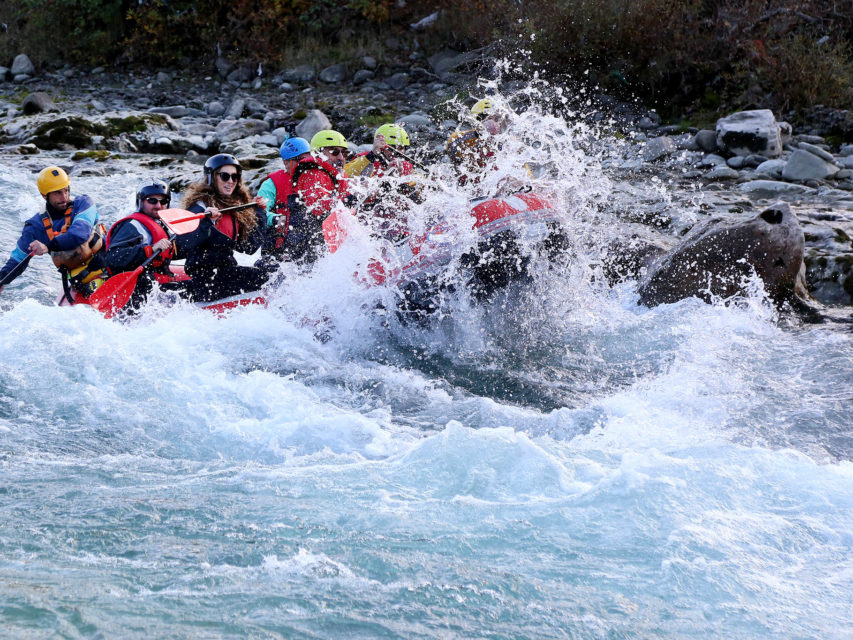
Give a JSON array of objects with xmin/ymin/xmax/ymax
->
[
  {"xmin": 386, "ymin": 145, "xmax": 430, "ymax": 173},
  {"xmin": 159, "ymin": 202, "xmax": 259, "ymax": 234},
  {"xmin": 0, "ymin": 251, "xmax": 34, "ymax": 289},
  {"xmin": 85, "ymin": 248, "xmax": 165, "ymax": 318}
]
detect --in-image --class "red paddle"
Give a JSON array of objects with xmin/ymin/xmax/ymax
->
[
  {"xmin": 85, "ymin": 248, "xmax": 164, "ymax": 318},
  {"xmin": 159, "ymin": 202, "xmax": 259, "ymax": 234}
]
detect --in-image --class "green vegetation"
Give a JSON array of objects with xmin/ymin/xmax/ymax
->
[
  {"xmin": 71, "ymin": 150, "xmax": 111, "ymax": 161},
  {"xmin": 1, "ymin": 0, "xmax": 851, "ymax": 115}
]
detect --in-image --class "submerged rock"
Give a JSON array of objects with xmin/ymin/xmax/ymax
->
[{"xmin": 638, "ymin": 203, "xmax": 805, "ymax": 307}]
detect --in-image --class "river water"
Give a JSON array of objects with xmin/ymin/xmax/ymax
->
[{"xmin": 1, "ymin": 111, "xmax": 852, "ymax": 639}]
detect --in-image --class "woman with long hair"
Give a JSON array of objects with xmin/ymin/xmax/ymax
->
[{"xmin": 179, "ymin": 154, "xmax": 271, "ymax": 302}]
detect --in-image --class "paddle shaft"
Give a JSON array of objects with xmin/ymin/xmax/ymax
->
[
  {"xmin": 387, "ymin": 146, "xmax": 430, "ymax": 173},
  {"xmin": 0, "ymin": 251, "xmax": 35, "ymax": 288}
]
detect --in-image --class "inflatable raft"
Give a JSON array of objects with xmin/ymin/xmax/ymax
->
[
  {"xmin": 57, "ymin": 265, "xmax": 266, "ymax": 316},
  {"xmin": 323, "ymin": 191, "xmax": 565, "ymax": 314}
]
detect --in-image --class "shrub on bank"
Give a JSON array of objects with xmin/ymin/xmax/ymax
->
[{"xmin": 0, "ymin": 0, "xmax": 850, "ymax": 114}]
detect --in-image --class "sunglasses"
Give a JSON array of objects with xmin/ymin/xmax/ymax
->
[
  {"xmin": 327, "ymin": 149, "xmax": 348, "ymax": 157},
  {"xmin": 144, "ymin": 197, "xmax": 169, "ymax": 205},
  {"xmin": 218, "ymin": 172, "xmax": 241, "ymax": 182}
]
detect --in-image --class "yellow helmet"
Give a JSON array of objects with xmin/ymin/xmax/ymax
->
[
  {"xmin": 37, "ymin": 166, "xmax": 70, "ymax": 196},
  {"xmin": 310, "ymin": 129, "xmax": 348, "ymax": 150},
  {"xmin": 375, "ymin": 123, "xmax": 410, "ymax": 146},
  {"xmin": 471, "ymin": 98, "xmax": 494, "ymax": 118}
]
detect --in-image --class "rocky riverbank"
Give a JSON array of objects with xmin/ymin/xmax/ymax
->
[{"xmin": 1, "ymin": 52, "xmax": 851, "ymax": 312}]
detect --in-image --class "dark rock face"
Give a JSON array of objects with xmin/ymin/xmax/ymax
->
[{"xmin": 638, "ymin": 203, "xmax": 805, "ymax": 306}]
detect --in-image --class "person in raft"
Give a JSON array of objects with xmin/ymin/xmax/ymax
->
[
  {"xmin": 96, "ymin": 179, "xmax": 182, "ymax": 309},
  {"xmin": 178, "ymin": 154, "xmax": 271, "ymax": 302},
  {"xmin": 0, "ymin": 165, "xmax": 106, "ymax": 301}
]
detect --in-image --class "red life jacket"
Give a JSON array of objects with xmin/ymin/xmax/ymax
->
[
  {"xmin": 106, "ymin": 212, "xmax": 173, "ymax": 267},
  {"xmin": 267, "ymin": 169, "xmax": 294, "ymax": 213},
  {"xmin": 292, "ymin": 157, "xmax": 348, "ymax": 218},
  {"xmin": 214, "ymin": 212, "xmax": 237, "ymax": 241}
]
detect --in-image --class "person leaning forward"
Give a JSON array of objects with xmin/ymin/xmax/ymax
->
[
  {"xmin": 94, "ymin": 179, "xmax": 182, "ymax": 310},
  {"xmin": 0, "ymin": 166, "xmax": 106, "ymax": 300}
]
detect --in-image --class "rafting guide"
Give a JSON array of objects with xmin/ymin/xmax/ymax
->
[{"xmin": 0, "ymin": 165, "xmax": 105, "ymax": 300}]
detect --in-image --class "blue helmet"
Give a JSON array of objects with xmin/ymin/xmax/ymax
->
[{"xmin": 280, "ymin": 137, "xmax": 311, "ymax": 161}]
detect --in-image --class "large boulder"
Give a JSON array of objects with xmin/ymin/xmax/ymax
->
[
  {"xmin": 638, "ymin": 203, "xmax": 805, "ymax": 306},
  {"xmin": 11, "ymin": 54, "xmax": 35, "ymax": 76},
  {"xmin": 715, "ymin": 109, "xmax": 783, "ymax": 158},
  {"xmin": 295, "ymin": 109, "xmax": 332, "ymax": 141}
]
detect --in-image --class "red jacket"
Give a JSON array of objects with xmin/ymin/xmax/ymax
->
[{"xmin": 293, "ymin": 156, "xmax": 349, "ymax": 218}]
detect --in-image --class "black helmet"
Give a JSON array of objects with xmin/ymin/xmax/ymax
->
[
  {"xmin": 204, "ymin": 154, "xmax": 242, "ymax": 185},
  {"xmin": 136, "ymin": 179, "xmax": 171, "ymax": 210}
]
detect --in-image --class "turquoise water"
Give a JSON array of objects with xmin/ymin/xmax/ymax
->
[{"xmin": 1, "ymin": 153, "xmax": 852, "ymax": 639}]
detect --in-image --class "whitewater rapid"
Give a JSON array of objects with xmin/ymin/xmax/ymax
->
[{"xmin": 1, "ymin": 131, "xmax": 852, "ymax": 639}]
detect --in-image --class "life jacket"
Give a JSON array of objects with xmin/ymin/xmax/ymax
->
[
  {"xmin": 106, "ymin": 212, "xmax": 174, "ymax": 269},
  {"xmin": 42, "ymin": 206, "xmax": 106, "ymax": 269},
  {"xmin": 214, "ymin": 211, "xmax": 237, "ymax": 241}
]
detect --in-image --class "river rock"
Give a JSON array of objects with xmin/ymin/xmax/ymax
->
[
  {"xmin": 694, "ymin": 129, "xmax": 718, "ymax": 152},
  {"xmin": 638, "ymin": 203, "xmax": 805, "ymax": 307},
  {"xmin": 705, "ymin": 165, "xmax": 739, "ymax": 180},
  {"xmin": 295, "ymin": 109, "xmax": 331, "ymax": 140},
  {"xmin": 215, "ymin": 56, "xmax": 233, "ymax": 78},
  {"xmin": 216, "ymin": 118, "xmax": 270, "ymax": 143},
  {"xmin": 716, "ymin": 109, "xmax": 783, "ymax": 158},
  {"xmin": 755, "ymin": 159, "xmax": 786, "ymax": 177},
  {"xmin": 149, "ymin": 105, "xmax": 189, "ymax": 118},
  {"xmin": 22, "ymin": 92, "xmax": 57, "ymax": 114},
  {"xmin": 781, "ymin": 149, "xmax": 839, "ymax": 181},
  {"xmin": 282, "ymin": 64, "xmax": 315, "ymax": 83},
  {"xmin": 319, "ymin": 64, "xmax": 348, "ymax": 83},
  {"xmin": 363, "ymin": 56, "xmax": 377, "ymax": 70},
  {"xmin": 0, "ymin": 67, "xmax": 9, "ymax": 81},
  {"xmin": 353, "ymin": 69, "xmax": 374, "ymax": 85},
  {"xmin": 738, "ymin": 180, "xmax": 811, "ymax": 195},
  {"xmin": 387, "ymin": 72, "xmax": 410, "ymax": 90},
  {"xmin": 11, "ymin": 54, "xmax": 35, "ymax": 76},
  {"xmin": 206, "ymin": 101, "xmax": 225, "ymax": 117},
  {"xmin": 642, "ymin": 136, "xmax": 675, "ymax": 161},
  {"xmin": 798, "ymin": 141, "xmax": 835, "ymax": 163},
  {"xmin": 840, "ymin": 144, "xmax": 853, "ymax": 157},
  {"xmin": 225, "ymin": 98, "xmax": 245, "ymax": 120},
  {"xmin": 227, "ymin": 67, "xmax": 253, "ymax": 84}
]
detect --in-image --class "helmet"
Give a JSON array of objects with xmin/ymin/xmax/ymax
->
[
  {"xmin": 37, "ymin": 166, "xmax": 70, "ymax": 196},
  {"xmin": 280, "ymin": 137, "xmax": 311, "ymax": 161},
  {"xmin": 203, "ymin": 154, "xmax": 241, "ymax": 185},
  {"xmin": 471, "ymin": 98, "xmax": 494, "ymax": 119},
  {"xmin": 136, "ymin": 179, "xmax": 171, "ymax": 210},
  {"xmin": 310, "ymin": 129, "xmax": 348, "ymax": 151},
  {"xmin": 375, "ymin": 123, "xmax": 410, "ymax": 147}
]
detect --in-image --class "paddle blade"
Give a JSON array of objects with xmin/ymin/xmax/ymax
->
[
  {"xmin": 159, "ymin": 208, "xmax": 205, "ymax": 234},
  {"xmin": 86, "ymin": 267, "xmax": 143, "ymax": 318}
]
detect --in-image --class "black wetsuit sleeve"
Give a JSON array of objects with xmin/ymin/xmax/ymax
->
[{"xmin": 235, "ymin": 207, "xmax": 268, "ymax": 255}]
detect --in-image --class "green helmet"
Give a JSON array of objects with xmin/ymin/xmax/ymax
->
[
  {"xmin": 375, "ymin": 123, "xmax": 410, "ymax": 147},
  {"xmin": 310, "ymin": 129, "xmax": 348, "ymax": 150}
]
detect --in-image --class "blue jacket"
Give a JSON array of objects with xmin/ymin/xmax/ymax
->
[{"xmin": 0, "ymin": 195, "xmax": 98, "ymax": 286}]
